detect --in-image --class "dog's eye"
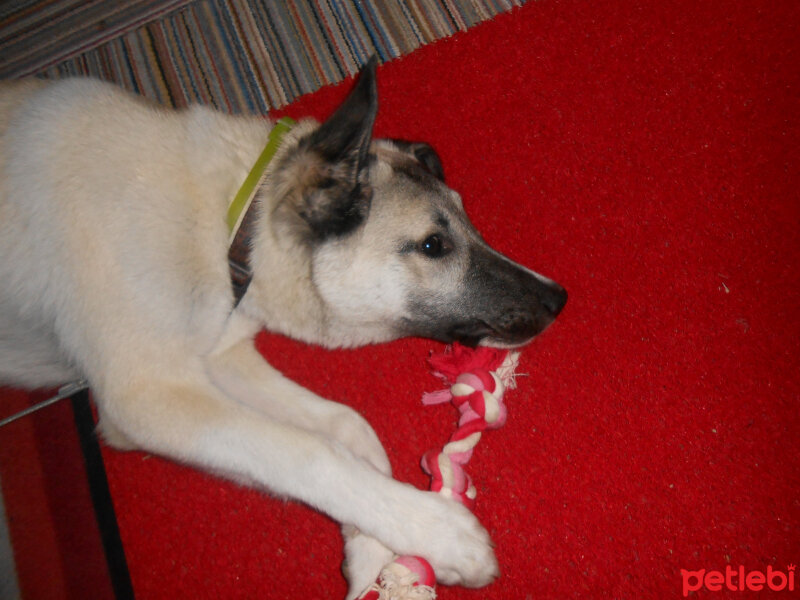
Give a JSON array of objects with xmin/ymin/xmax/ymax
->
[{"xmin": 420, "ymin": 234, "xmax": 449, "ymax": 258}]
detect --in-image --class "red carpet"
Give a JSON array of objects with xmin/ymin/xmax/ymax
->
[{"xmin": 10, "ymin": 0, "xmax": 800, "ymax": 597}]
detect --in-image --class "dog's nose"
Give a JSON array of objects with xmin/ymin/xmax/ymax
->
[{"xmin": 539, "ymin": 283, "xmax": 567, "ymax": 317}]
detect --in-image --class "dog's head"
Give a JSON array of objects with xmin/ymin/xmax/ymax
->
[{"xmin": 266, "ymin": 57, "xmax": 566, "ymax": 348}]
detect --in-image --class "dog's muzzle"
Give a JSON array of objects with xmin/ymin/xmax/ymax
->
[
  {"xmin": 405, "ymin": 246, "xmax": 567, "ymax": 348},
  {"xmin": 449, "ymin": 247, "xmax": 567, "ymax": 347}
]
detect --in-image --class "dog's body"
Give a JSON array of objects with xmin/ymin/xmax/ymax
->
[{"xmin": 0, "ymin": 61, "xmax": 565, "ymax": 597}]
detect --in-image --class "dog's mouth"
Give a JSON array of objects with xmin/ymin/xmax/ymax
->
[
  {"xmin": 442, "ymin": 320, "xmax": 497, "ymax": 347},
  {"xmin": 441, "ymin": 316, "xmax": 554, "ymax": 348}
]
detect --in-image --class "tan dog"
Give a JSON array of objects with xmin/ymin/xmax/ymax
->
[{"xmin": 0, "ymin": 59, "xmax": 565, "ymax": 597}]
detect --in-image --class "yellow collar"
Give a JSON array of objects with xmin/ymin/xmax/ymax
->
[
  {"xmin": 226, "ymin": 116, "xmax": 295, "ymax": 241},
  {"xmin": 227, "ymin": 117, "xmax": 295, "ymax": 306}
]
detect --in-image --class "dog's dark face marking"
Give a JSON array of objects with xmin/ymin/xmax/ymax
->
[
  {"xmin": 276, "ymin": 58, "xmax": 566, "ymax": 348},
  {"xmin": 438, "ymin": 245, "xmax": 567, "ymax": 346},
  {"xmin": 294, "ymin": 56, "xmax": 378, "ymax": 240},
  {"xmin": 387, "ymin": 140, "xmax": 446, "ymax": 183}
]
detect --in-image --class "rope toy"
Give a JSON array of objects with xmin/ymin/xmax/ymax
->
[{"xmin": 358, "ymin": 344, "xmax": 520, "ymax": 600}]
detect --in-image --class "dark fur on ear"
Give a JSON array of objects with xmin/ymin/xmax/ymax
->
[
  {"xmin": 390, "ymin": 140, "xmax": 445, "ymax": 182},
  {"xmin": 298, "ymin": 56, "xmax": 379, "ymax": 238}
]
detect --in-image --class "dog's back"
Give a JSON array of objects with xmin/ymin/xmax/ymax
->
[{"xmin": 0, "ymin": 78, "xmax": 267, "ymax": 388}]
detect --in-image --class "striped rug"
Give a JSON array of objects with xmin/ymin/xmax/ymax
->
[
  {"xmin": 1, "ymin": 0, "xmax": 526, "ymax": 113},
  {"xmin": 0, "ymin": 1, "xmax": 195, "ymax": 77}
]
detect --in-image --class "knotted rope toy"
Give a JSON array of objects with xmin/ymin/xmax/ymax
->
[{"xmin": 358, "ymin": 344, "xmax": 520, "ymax": 600}]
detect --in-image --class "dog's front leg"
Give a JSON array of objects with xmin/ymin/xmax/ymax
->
[
  {"xmin": 207, "ymin": 339, "xmax": 396, "ymax": 594},
  {"xmin": 207, "ymin": 338, "xmax": 391, "ymax": 475},
  {"xmin": 98, "ymin": 377, "xmax": 498, "ymax": 591}
]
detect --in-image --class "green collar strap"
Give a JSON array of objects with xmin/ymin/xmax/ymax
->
[
  {"xmin": 226, "ymin": 116, "xmax": 296, "ymax": 240},
  {"xmin": 227, "ymin": 116, "xmax": 295, "ymax": 306}
]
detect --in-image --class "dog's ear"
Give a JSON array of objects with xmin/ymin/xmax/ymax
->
[
  {"xmin": 299, "ymin": 56, "xmax": 378, "ymax": 238},
  {"xmin": 390, "ymin": 140, "xmax": 445, "ymax": 182},
  {"xmin": 409, "ymin": 143, "xmax": 445, "ymax": 182}
]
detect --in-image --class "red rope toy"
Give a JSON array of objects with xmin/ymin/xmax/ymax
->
[{"xmin": 358, "ymin": 344, "xmax": 520, "ymax": 599}]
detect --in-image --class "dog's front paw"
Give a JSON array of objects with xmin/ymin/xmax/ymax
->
[
  {"xmin": 341, "ymin": 525, "xmax": 396, "ymax": 600},
  {"xmin": 424, "ymin": 499, "xmax": 499, "ymax": 587},
  {"xmin": 395, "ymin": 491, "xmax": 499, "ymax": 588}
]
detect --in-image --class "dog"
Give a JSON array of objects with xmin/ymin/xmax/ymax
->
[{"xmin": 0, "ymin": 57, "xmax": 566, "ymax": 597}]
